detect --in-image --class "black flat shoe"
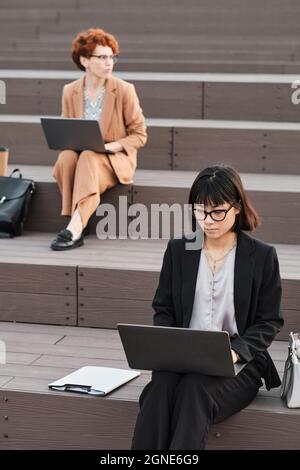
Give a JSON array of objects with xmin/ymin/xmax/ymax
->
[
  {"xmin": 50, "ymin": 229, "xmax": 84, "ymax": 251},
  {"xmin": 83, "ymin": 225, "xmax": 90, "ymax": 236}
]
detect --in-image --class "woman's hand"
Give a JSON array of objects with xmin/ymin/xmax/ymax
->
[
  {"xmin": 231, "ymin": 349, "xmax": 240, "ymax": 364},
  {"xmin": 105, "ymin": 141, "xmax": 124, "ymax": 153}
]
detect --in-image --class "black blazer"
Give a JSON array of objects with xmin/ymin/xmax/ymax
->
[{"xmin": 152, "ymin": 230, "xmax": 284, "ymax": 390}]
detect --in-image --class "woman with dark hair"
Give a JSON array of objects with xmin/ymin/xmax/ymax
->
[
  {"xmin": 51, "ymin": 28, "xmax": 147, "ymax": 250},
  {"xmin": 131, "ymin": 165, "xmax": 283, "ymax": 450}
]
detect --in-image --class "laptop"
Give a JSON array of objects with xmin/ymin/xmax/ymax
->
[
  {"xmin": 117, "ymin": 323, "xmax": 246, "ymax": 377},
  {"xmin": 40, "ymin": 117, "xmax": 115, "ymax": 154}
]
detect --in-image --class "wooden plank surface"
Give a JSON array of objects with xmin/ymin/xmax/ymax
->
[
  {"xmin": 2, "ymin": 118, "xmax": 300, "ymax": 173},
  {"xmin": 0, "ymin": 389, "xmax": 138, "ymax": 449},
  {"xmin": 2, "ymin": 72, "xmax": 300, "ymax": 119},
  {"xmin": 0, "ymin": 292, "xmax": 76, "ymax": 325},
  {"xmin": 0, "ymin": 233, "xmax": 168, "ymax": 269},
  {"xmin": 0, "ymin": 328, "xmax": 65, "ymax": 345},
  {"xmin": 21, "ymin": 177, "xmax": 132, "ymax": 234},
  {"xmin": 1, "ymin": 322, "xmax": 299, "ymax": 451},
  {"xmin": 0, "ymin": 376, "xmax": 13, "ymax": 387},
  {"xmin": 0, "ymin": 234, "xmax": 298, "ymax": 329},
  {"xmin": 173, "ymin": 127, "xmax": 300, "ymax": 174},
  {"xmin": 0, "ymin": 121, "xmax": 172, "ymax": 168},
  {"xmin": 206, "ymin": 406, "xmax": 300, "ymax": 449},
  {"xmin": 8, "ymin": 165, "xmax": 300, "ymax": 191},
  {"xmin": 2, "ymin": 69, "xmax": 300, "ymax": 83},
  {"xmin": 5, "ymin": 114, "xmax": 300, "ymax": 129},
  {"xmin": 0, "ymin": 57, "xmax": 288, "ymax": 73},
  {"xmin": 78, "ymin": 297, "xmax": 153, "ymax": 328},
  {"xmin": 2, "ymin": 76, "xmax": 203, "ymax": 118},
  {"xmin": 0, "ymin": 322, "xmax": 288, "ymax": 399},
  {"xmin": 204, "ymin": 82, "xmax": 300, "ymax": 122},
  {"xmin": 0, "ymin": 263, "xmax": 76, "ymax": 295},
  {"xmin": 78, "ymin": 267, "xmax": 158, "ymax": 299},
  {"xmin": 0, "ymin": 233, "xmax": 298, "ymax": 279}
]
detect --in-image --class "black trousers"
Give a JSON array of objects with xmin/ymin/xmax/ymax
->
[{"xmin": 131, "ymin": 359, "xmax": 266, "ymax": 450}]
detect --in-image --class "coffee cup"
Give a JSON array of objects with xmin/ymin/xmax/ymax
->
[{"xmin": 0, "ymin": 146, "xmax": 9, "ymax": 177}]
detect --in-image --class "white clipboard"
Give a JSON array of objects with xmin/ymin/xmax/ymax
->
[{"xmin": 48, "ymin": 366, "xmax": 140, "ymax": 396}]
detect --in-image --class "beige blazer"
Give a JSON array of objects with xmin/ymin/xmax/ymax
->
[{"xmin": 61, "ymin": 75, "xmax": 147, "ymax": 184}]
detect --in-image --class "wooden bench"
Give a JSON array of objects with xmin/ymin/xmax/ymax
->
[
  {"xmin": 1, "ymin": 0, "xmax": 300, "ymax": 451},
  {"xmin": 0, "ymin": 38, "xmax": 297, "ymax": 73},
  {"xmin": 0, "ymin": 321, "xmax": 298, "ymax": 449},
  {"xmin": 0, "ymin": 56, "xmax": 296, "ymax": 74},
  {"xmin": 2, "ymin": 116, "xmax": 300, "ymax": 174},
  {"xmin": 1, "ymin": 0, "xmax": 300, "ymax": 38},
  {"xmin": 6, "ymin": 164, "xmax": 300, "ymax": 244},
  {"xmin": 0, "ymin": 233, "xmax": 298, "ymax": 334},
  {"xmin": 1, "ymin": 70, "xmax": 300, "ymax": 121},
  {"xmin": 1, "ymin": 1, "xmax": 300, "ymax": 74}
]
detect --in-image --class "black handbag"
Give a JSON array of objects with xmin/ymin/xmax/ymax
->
[{"xmin": 0, "ymin": 168, "xmax": 35, "ymax": 237}]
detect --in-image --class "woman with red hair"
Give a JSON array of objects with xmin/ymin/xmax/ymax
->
[{"xmin": 51, "ymin": 28, "xmax": 147, "ymax": 250}]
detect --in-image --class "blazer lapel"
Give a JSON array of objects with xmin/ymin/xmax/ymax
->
[
  {"xmin": 100, "ymin": 76, "xmax": 117, "ymax": 139},
  {"xmin": 72, "ymin": 76, "xmax": 84, "ymax": 118},
  {"xmin": 71, "ymin": 75, "xmax": 117, "ymax": 132},
  {"xmin": 181, "ymin": 239, "xmax": 201, "ymax": 328},
  {"xmin": 233, "ymin": 231, "xmax": 255, "ymax": 334}
]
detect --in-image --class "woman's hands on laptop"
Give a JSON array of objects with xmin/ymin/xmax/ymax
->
[{"xmin": 105, "ymin": 141, "xmax": 124, "ymax": 153}]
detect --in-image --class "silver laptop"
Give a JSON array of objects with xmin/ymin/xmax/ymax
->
[
  {"xmin": 40, "ymin": 117, "xmax": 115, "ymax": 154},
  {"xmin": 117, "ymin": 323, "xmax": 246, "ymax": 377}
]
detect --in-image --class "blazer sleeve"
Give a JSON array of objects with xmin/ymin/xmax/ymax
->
[
  {"xmin": 152, "ymin": 240, "xmax": 177, "ymax": 327},
  {"xmin": 117, "ymin": 83, "xmax": 147, "ymax": 154},
  {"xmin": 231, "ymin": 246, "xmax": 284, "ymax": 363},
  {"xmin": 61, "ymin": 85, "xmax": 70, "ymax": 118}
]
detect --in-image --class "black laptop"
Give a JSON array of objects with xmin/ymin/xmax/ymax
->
[
  {"xmin": 117, "ymin": 323, "xmax": 246, "ymax": 377},
  {"xmin": 40, "ymin": 117, "xmax": 115, "ymax": 154}
]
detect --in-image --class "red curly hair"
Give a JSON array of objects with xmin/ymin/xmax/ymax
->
[{"xmin": 72, "ymin": 28, "xmax": 120, "ymax": 71}]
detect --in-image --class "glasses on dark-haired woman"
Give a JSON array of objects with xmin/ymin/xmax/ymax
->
[{"xmin": 193, "ymin": 203, "xmax": 234, "ymax": 222}]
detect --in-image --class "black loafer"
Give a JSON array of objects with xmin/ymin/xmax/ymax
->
[
  {"xmin": 50, "ymin": 229, "xmax": 84, "ymax": 251},
  {"xmin": 83, "ymin": 225, "xmax": 90, "ymax": 236}
]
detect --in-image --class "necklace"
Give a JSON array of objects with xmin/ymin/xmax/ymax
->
[{"xmin": 204, "ymin": 239, "xmax": 237, "ymax": 274}]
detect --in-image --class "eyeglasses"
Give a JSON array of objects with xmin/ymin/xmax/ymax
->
[
  {"xmin": 193, "ymin": 204, "xmax": 234, "ymax": 222},
  {"xmin": 89, "ymin": 54, "xmax": 118, "ymax": 64}
]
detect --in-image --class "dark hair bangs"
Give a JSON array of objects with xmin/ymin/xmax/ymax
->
[{"xmin": 193, "ymin": 179, "xmax": 233, "ymax": 208}]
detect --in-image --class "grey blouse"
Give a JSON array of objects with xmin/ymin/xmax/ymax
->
[
  {"xmin": 188, "ymin": 243, "xmax": 238, "ymax": 336},
  {"xmin": 84, "ymin": 87, "xmax": 106, "ymax": 121}
]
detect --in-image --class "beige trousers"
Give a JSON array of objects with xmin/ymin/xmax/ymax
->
[{"xmin": 53, "ymin": 150, "xmax": 119, "ymax": 229}]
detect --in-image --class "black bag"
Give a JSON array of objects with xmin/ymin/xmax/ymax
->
[{"xmin": 0, "ymin": 169, "xmax": 35, "ymax": 237}]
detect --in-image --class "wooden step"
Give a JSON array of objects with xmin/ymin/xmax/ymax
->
[
  {"xmin": 0, "ymin": 233, "xmax": 298, "ymax": 337},
  {"xmin": 0, "ymin": 35, "xmax": 298, "ymax": 74},
  {"xmin": 0, "ymin": 53, "xmax": 293, "ymax": 74},
  {"xmin": 0, "ymin": 38, "xmax": 297, "ymax": 58},
  {"xmin": 1, "ymin": 2, "xmax": 300, "ymax": 38},
  {"xmin": 1, "ymin": 2, "xmax": 300, "ymax": 78},
  {"xmin": 0, "ymin": 321, "xmax": 298, "ymax": 449},
  {"xmin": 1, "ymin": 70, "xmax": 300, "ymax": 121},
  {"xmin": 5, "ymin": 164, "xmax": 132, "ymax": 234},
  {"xmin": 0, "ymin": 56, "xmax": 292, "ymax": 74},
  {"xmin": 6, "ymin": 165, "xmax": 300, "ymax": 244},
  {"xmin": 3, "ymin": 116, "xmax": 300, "ymax": 174}
]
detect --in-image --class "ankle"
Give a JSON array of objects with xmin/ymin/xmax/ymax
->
[{"xmin": 67, "ymin": 209, "xmax": 83, "ymax": 239}]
